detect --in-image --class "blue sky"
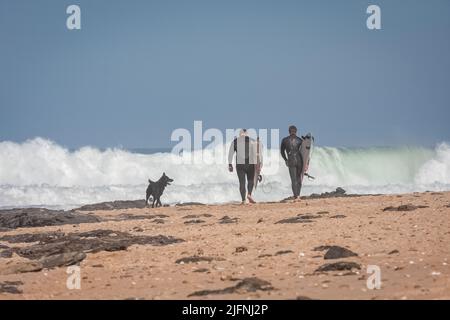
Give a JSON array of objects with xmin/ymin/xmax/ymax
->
[{"xmin": 0, "ymin": 0, "xmax": 449, "ymax": 149}]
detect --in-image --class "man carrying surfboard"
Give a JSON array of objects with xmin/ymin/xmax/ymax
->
[
  {"xmin": 280, "ymin": 125, "xmax": 304, "ymax": 201},
  {"xmin": 228, "ymin": 129, "xmax": 258, "ymax": 204}
]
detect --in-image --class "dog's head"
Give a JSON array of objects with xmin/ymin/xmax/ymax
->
[{"xmin": 161, "ymin": 172, "xmax": 174, "ymax": 186}]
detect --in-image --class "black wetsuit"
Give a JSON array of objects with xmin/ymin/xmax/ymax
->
[
  {"xmin": 280, "ymin": 135, "xmax": 303, "ymax": 197},
  {"xmin": 229, "ymin": 136, "xmax": 255, "ymax": 201}
]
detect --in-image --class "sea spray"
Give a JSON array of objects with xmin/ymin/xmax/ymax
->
[{"xmin": 0, "ymin": 138, "xmax": 449, "ymax": 209}]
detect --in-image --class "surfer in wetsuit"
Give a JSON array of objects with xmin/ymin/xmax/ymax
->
[
  {"xmin": 280, "ymin": 125, "xmax": 304, "ymax": 201},
  {"xmin": 228, "ymin": 129, "xmax": 257, "ymax": 204}
]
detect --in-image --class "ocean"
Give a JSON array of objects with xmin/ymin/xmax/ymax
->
[{"xmin": 0, "ymin": 137, "xmax": 449, "ymax": 210}]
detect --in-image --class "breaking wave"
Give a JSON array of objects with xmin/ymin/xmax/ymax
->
[{"xmin": 0, "ymin": 137, "xmax": 449, "ymax": 209}]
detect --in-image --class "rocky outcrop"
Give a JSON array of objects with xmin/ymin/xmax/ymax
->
[
  {"xmin": 0, "ymin": 229, "xmax": 184, "ymax": 274},
  {"xmin": 323, "ymin": 246, "xmax": 358, "ymax": 260},
  {"xmin": 0, "ymin": 208, "xmax": 100, "ymax": 230},
  {"xmin": 14, "ymin": 229, "xmax": 184, "ymax": 261},
  {"xmin": 305, "ymin": 187, "xmax": 353, "ymax": 199},
  {"xmin": 74, "ymin": 200, "xmax": 148, "ymax": 211}
]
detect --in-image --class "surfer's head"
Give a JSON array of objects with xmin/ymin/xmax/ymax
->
[
  {"xmin": 239, "ymin": 129, "xmax": 248, "ymax": 137},
  {"xmin": 288, "ymin": 125, "xmax": 297, "ymax": 135}
]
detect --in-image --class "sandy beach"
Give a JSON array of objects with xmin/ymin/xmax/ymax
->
[{"xmin": 0, "ymin": 191, "xmax": 449, "ymax": 300}]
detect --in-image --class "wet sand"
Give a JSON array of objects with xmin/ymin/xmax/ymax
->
[{"xmin": 1, "ymin": 191, "xmax": 449, "ymax": 300}]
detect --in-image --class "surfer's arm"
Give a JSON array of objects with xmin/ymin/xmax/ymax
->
[
  {"xmin": 280, "ymin": 138, "xmax": 288, "ymax": 162},
  {"xmin": 228, "ymin": 138, "xmax": 236, "ymax": 165}
]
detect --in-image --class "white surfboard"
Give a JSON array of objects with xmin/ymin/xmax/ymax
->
[
  {"xmin": 299, "ymin": 133, "xmax": 314, "ymax": 181},
  {"xmin": 253, "ymin": 137, "xmax": 262, "ymax": 189}
]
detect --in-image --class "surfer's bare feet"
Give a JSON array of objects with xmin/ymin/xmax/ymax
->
[
  {"xmin": 247, "ymin": 195, "xmax": 256, "ymax": 204},
  {"xmin": 240, "ymin": 200, "xmax": 246, "ymax": 205}
]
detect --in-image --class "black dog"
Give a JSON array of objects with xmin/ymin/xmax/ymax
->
[{"xmin": 145, "ymin": 172, "xmax": 173, "ymax": 208}]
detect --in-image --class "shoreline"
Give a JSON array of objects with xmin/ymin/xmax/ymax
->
[
  {"xmin": 1, "ymin": 191, "xmax": 449, "ymax": 299},
  {"xmin": 0, "ymin": 187, "xmax": 379, "ymax": 213}
]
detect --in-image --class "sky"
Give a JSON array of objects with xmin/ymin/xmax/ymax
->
[{"xmin": 0, "ymin": 0, "xmax": 449, "ymax": 149}]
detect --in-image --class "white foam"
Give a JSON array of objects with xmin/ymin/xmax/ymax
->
[{"xmin": 0, "ymin": 138, "xmax": 449, "ymax": 209}]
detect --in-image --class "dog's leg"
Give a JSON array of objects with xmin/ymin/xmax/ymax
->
[
  {"xmin": 152, "ymin": 197, "xmax": 156, "ymax": 208},
  {"xmin": 157, "ymin": 198, "xmax": 162, "ymax": 207}
]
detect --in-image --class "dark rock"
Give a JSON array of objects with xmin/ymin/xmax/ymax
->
[
  {"xmin": 335, "ymin": 187, "xmax": 346, "ymax": 194},
  {"xmin": 0, "ymin": 250, "xmax": 13, "ymax": 258},
  {"xmin": 176, "ymin": 256, "xmax": 221, "ymax": 264},
  {"xmin": 279, "ymin": 196, "xmax": 296, "ymax": 203},
  {"xmin": 316, "ymin": 211, "xmax": 329, "ymax": 215},
  {"xmin": 329, "ymin": 215, "xmax": 346, "ymax": 219},
  {"xmin": 383, "ymin": 204, "xmax": 429, "ymax": 212},
  {"xmin": 0, "ymin": 244, "xmax": 9, "ymax": 249},
  {"xmin": 303, "ymin": 188, "xmax": 353, "ymax": 200},
  {"xmin": 0, "ymin": 232, "xmax": 65, "ymax": 243},
  {"xmin": 193, "ymin": 268, "xmax": 209, "ymax": 273},
  {"xmin": 11, "ymin": 229, "xmax": 183, "ymax": 265},
  {"xmin": 151, "ymin": 219, "xmax": 165, "ymax": 224},
  {"xmin": 0, "ymin": 230, "xmax": 183, "ymax": 274},
  {"xmin": 75, "ymin": 200, "xmax": 147, "ymax": 211},
  {"xmin": 184, "ymin": 219, "xmax": 205, "ymax": 225},
  {"xmin": 188, "ymin": 277, "xmax": 274, "ymax": 297},
  {"xmin": 175, "ymin": 202, "xmax": 206, "ymax": 207},
  {"xmin": 388, "ymin": 250, "xmax": 399, "ymax": 255},
  {"xmin": 92, "ymin": 264, "xmax": 104, "ymax": 268},
  {"xmin": 257, "ymin": 218, "xmax": 263, "ymax": 223},
  {"xmin": 315, "ymin": 261, "xmax": 361, "ymax": 272},
  {"xmin": 148, "ymin": 214, "xmax": 170, "ymax": 219},
  {"xmin": 323, "ymin": 246, "xmax": 358, "ymax": 260},
  {"xmin": 275, "ymin": 250, "xmax": 294, "ymax": 256},
  {"xmin": 297, "ymin": 213, "xmax": 321, "ymax": 219},
  {"xmin": 296, "ymin": 296, "xmax": 314, "ymax": 300},
  {"xmin": 0, "ymin": 208, "xmax": 100, "ymax": 229},
  {"xmin": 219, "ymin": 216, "xmax": 238, "ymax": 224},
  {"xmin": 275, "ymin": 216, "xmax": 314, "ymax": 224},
  {"xmin": 39, "ymin": 252, "xmax": 86, "ymax": 268},
  {"xmin": 182, "ymin": 214, "xmax": 213, "ymax": 219},
  {"xmin": 235, "ymin": 246, "xmax": 248, "ymax": 253},
  {"xmin": 0, "ymin": 281, "xmax": 23, "ymax": 294},
  {"xmin": 258, "ymin": 254, "xmax": 272, "ymax": 258}
]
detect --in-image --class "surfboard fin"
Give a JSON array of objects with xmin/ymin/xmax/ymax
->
[{"xmin": 304, "ymin": 173, "xmax": 315, "ymax": 180}]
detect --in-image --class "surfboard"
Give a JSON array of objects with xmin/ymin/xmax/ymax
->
[
  {"xmin": 254, "ymin": 137, "xmax": 262, "ymax": 190},
  {"xmin": 299, "ymin": 133, "xmax": 314, "ymax": 182}
]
